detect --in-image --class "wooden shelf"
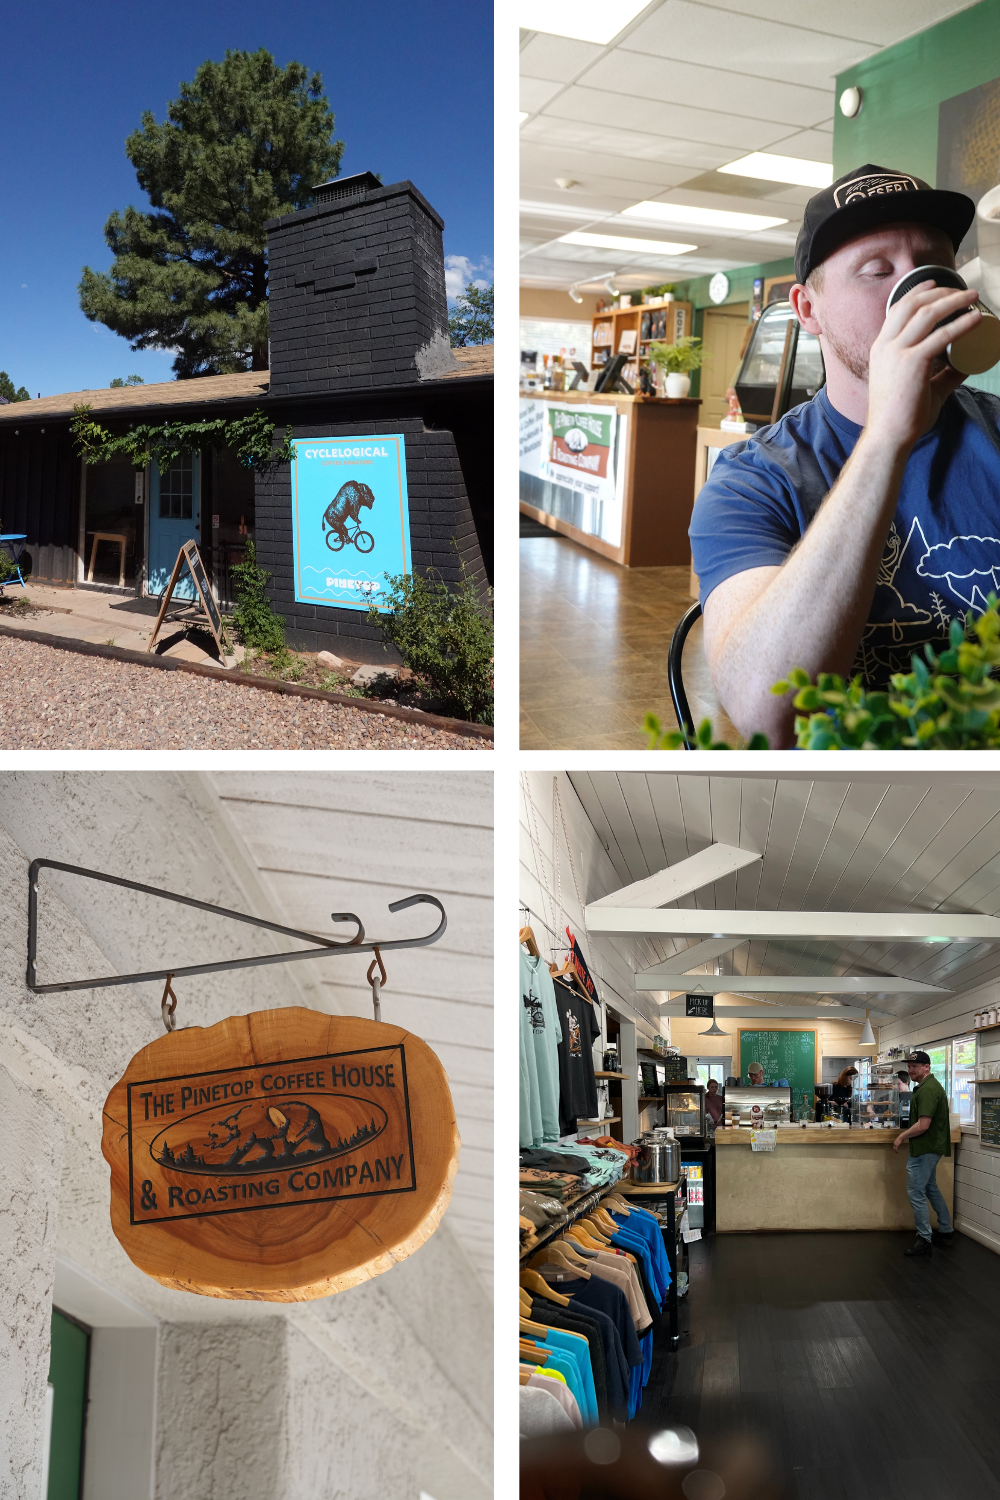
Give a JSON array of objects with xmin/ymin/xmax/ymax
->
[
  {"xmin": 639, "ymin": 1096, "xmax": 663, "ymax": 1105},
  {"xmin": 974, "ymin": 1023, "xmax": 1000, "ymax": 1033},
  {"xmin": 595, "ymin": 1071, "xmax": 629, "ymax": 1080},
  {"xmin": 577, "ymin": 1117, "xmax": 621, "ymax": 1125}
]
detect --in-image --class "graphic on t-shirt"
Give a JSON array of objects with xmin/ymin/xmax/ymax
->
[
  {"xmin": 523, "ymin": 988, "xmax": 545, "ymax": 1033},
  {"xmin": 566, "ymin": 1008, "xmax": 582, "ymax": 1055},
  {"xmin": 854, "ymin": 516, "xmax": 1000, "ymax": 684}
]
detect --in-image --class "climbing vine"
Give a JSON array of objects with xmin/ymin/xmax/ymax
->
[{"xmin": 70, "ymin": 404, "xmax": 294, "ymax": 474}]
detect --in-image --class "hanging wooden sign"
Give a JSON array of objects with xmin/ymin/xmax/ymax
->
[{"xmin": 102, "ymin": 1006, "xmax": 459, "ymax": 1301}]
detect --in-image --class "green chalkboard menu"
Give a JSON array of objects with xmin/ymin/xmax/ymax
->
[
  {"xmin": 739, "ymin": 1030, "xmax": 817, "ymax": 1118},
  {"xmin": 980, "ymin": 1093, "xmax": 1000, "ymax": 1147}
]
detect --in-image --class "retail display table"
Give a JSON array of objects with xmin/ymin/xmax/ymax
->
[
  {"xmin": 622, "ymin": 1178, "xmax": 685, "ymax": 1349},
  {"xmin": 714, "ymin": 1126, "xmax": 960, "ymax": 1232}
]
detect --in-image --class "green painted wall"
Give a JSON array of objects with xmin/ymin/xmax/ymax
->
[
  {"xmin": 833, "ymin": 0, "xmax": 1000, "ymax": 183},
  {"xmin": 834, "ymin": 0, "xmax": 1000, "ymax": 396},
  {"xmin": 48, "ymin": 1310, "xmax": 89, "ymax": 1500}
]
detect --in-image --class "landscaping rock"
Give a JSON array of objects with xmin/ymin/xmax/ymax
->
[
  {"xmin": 352, "ymin": 663, "xmax": 400, "ymax": 687},
  {"xmin": 317, "ymin": 649, "xmax": 346, "ymax": 670}
]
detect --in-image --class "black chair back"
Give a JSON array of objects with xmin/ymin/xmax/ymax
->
[{"xmin": 667, "ymin": 600, "xmax": 702, "ymax": 749}]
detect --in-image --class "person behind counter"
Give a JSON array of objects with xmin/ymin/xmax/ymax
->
[
  {"xmin": 705, "ymin": 1077, "xmax": 725, "ymax": 1127},
  {"xmin": 892, "ymin": 1050, "xmax": 955, "ymax": 1257},
  {"xmin": 832, "ymin": 1066, "xmax": 858, "ymax": 1122},
  {"xmin": 747, "ymin": 1063, "xmax": 765, "ymax": 1087}
]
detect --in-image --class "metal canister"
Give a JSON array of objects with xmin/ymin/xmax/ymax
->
[{"xmin": 631, "ymin": 1135, "xmax": 681, "ymax": 1184}]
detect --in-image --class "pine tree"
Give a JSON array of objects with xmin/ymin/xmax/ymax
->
[
  {"xmin": 79, "ymin": 49, "xmax": 344, "ymax": 378},
  {"xmin": 0, "ymin": 371, "xmax": 30, "ymax": 403}
]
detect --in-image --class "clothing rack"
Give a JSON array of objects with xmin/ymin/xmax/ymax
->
[{"xmin": 519, "ymin": 1180, "xmax": 617, "ymax": 1262}]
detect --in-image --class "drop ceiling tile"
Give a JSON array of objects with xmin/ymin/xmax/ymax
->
[
  {"xmin": 761, "ymin": 127, "xmax": 837, "ymax": 160},
  {"xmin": 711, "ymin": 0, "xmax": 979, "ymax": 48},
  {"xmin": 521, "ymin": 146, "xmax": 694, "ymax": 190},
  {"xmin": 521, "ymin": 114, "xmax": 742, "ymax": 169},
  {"xmin": 545, "ymin": 85, "xmax": 787, "ymax": 152},
  {"xmin": 521, "ymin": 76, "xmax": 565, "ymax": 113},
  {"xmin": 625, "ymin": 1, "xmax": 873, "ymax": 90},
  {"xmin": 593, "ymin": 48, "xmax": 832, "ymax": 127},
  {"xmin": 520, "ymin": 31, "xmax": 604, "ymax": 81}
]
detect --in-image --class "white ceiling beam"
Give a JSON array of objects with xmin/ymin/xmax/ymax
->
[
  {"xmin": 585, "ymin": 908, "xmax": 1000, "ymax": 942},
  {"xmin": 637, "ymin": 973, "xmax": 946, "ymax": 995},
  {"xmin": 658, "ymin": 1001, "xmax": 892, "ymax": 1021},
  {"xmin": 644, "ymin": 937, "xmax": 746, "ymax": 975},
  {"xmin": 588, "ymin": 844, "xmax": 761, "ymax": 910}
]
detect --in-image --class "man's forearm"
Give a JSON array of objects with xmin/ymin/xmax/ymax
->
[{"xmin": 707, "ymin": 431, "xmax": 911, "ymax": 745}]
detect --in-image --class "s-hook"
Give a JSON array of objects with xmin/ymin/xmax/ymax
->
[
  {"xmin": 367, "ymin": 948, "xmax": 387, "ymax": 1023},
  {"xmin": 161, "ymin": 974, "xmax": 178, "ymax": 1033},
  {"xmin": 26, "ymin": 859, "xmax": 447, "ymax": 996}
]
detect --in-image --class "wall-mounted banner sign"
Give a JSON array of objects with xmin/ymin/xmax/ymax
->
[
  {"xmin": 290, "ymin": 435, "xmax": 411, "ymax": 613},
  {"xmin": 685, "ymin": 994, "xmax": 714, "ymax": 1019},
  {"xmin": 103, "ymin": 1008, "xmax": 458, "ymax": 1300}
]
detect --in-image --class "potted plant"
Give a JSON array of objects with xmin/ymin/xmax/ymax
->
[
  {"xmin": 648, "ymin": 334, "xmax": 703, "ymax": 398},
  {"xmin": 643, "ymin": 284, "xmax": 676, "ymax": 306}
]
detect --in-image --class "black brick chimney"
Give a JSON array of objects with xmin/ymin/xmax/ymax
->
[{"xmin": 265, "ymin": 173, "xmax": 457, "ymax": 397}]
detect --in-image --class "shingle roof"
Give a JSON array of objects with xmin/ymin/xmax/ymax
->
[{"xmin": 0, "ymin": 345, "xmax": 493, "ymax": 425}]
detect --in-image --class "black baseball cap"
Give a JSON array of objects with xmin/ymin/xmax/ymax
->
[
  {"xmin": 905, "ymin": 1051, "xmax": 931, "ymax": 1066},
  {"xmin": 794, "ymin": 164, "xmax": 975, "ymax": 284}
]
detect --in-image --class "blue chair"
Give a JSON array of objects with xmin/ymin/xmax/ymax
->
[
  {"xmin": 667, "ymin": 601, "xmax": 702, "ymax": 749},
  {"xmin": 0, "ymin": 534, "xmax": 28, "ymax": 593}
]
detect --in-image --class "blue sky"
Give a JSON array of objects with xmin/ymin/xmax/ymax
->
[{"xmin": 0, "ymin": 0, "xmax": 492, "ymax": 396}]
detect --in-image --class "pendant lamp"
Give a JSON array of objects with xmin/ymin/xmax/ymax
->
[
  {"xmin": 859, "ymin": 1009, "xmax": 876, "ymax": 1047},
  {"xmin": 699, "ymin": 1019, "xmax": 726, "ymax": 1037}
]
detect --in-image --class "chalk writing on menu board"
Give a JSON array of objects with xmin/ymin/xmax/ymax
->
[
  {"xmin": 980, "ymin": 1093, "xmax": 1000, "ymax": 1147},
  {"xmin": 738, "ymin": 1029, "xmax": 816, "ymax": 1114}
]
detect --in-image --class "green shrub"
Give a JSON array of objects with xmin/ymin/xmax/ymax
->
[
  {"xmin": 366, "ymin": 553, "xmax": 493, "ymax": 724},
  {"xmin": 229, "ymin": 538, "xmax": 286, "ymax": 654}
]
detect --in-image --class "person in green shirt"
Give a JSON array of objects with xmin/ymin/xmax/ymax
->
[{"xmin": 892, "ymin": 1050, "xmax": 955, "ymax": 1257}]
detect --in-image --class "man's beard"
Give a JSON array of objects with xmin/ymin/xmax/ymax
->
[{"xmin": 823, "ymin": 326, "xmax": 869, "ymax": 382}]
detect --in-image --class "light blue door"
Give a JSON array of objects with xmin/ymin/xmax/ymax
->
[{"xmin": 148, "ymin": 452, "xmax": 200, "ymax": 598}]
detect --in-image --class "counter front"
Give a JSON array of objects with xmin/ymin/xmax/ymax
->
[
  {"xmin": 519, "ymin": 390, "xmax": 700, "ymax": 567},
  {"xmin": 714, "ymin": 1127, "xmax": 959, "ymax": 1233}
]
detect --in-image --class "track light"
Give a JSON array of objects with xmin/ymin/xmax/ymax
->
[{"xmin": 568, "ymin": 282, "xmax": 586, "ymax": 304}]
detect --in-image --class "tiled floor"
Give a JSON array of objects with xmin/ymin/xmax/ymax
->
[{"xmin": 520, "ymin": 532, "xmax": 735, "ymax": 749}]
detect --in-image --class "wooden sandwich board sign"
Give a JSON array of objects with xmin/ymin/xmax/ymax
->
[
  {"xmin": 147, "ymin": 540, "xmax": 224, "ymax": 656},
  {"xmin": 102, "ymin": 1007, "xmax": 459, "ymax": 1300}
]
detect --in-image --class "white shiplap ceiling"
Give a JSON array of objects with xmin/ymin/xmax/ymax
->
[
  {"xmin": 520, "ymin": 0, "xmax": 978, "ymax": 291},
  {"xmin": 207, "ymin": 772, "xmax": 493, "ymax": 1296},
  {"xmin": 567, "ymin": 770, "xmax": 1000, "ymax": 1025}
]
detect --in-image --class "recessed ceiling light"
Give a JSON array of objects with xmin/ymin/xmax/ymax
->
[
  {"xmin": 718, "ymin": 153, "xmax": 833, "ymax": 189},
  {"xmin": 622, "ymin": 200, "xmax": 788, "ymax": 232},
  {"xmin": 559, "ymin": 230, "xmax": 697, "ymax": 256},
  {"xmin": 518, "ymin": 0, "xmax": 650, "ymax": 45}
]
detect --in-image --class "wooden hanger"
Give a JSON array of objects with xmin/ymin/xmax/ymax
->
[
  {"xmin": 519, "ymin": 1269, "xmax": 570, "ymax": 1306},
  {"xmin": 519, "ymin": 925, "xmax": 541, "ymax": 958},
  {"xmin": 519, "ymin": 1342, "xmax": 549, "ymax": 1363},
  {"xmin": 605, "ymin": 1193, "xmax": 631, "ymax": 1214},
  {"xmin": 519, "ymin": 1370, "xmax": 531, "ymax": 1386},
  {"xmin": 520, "ymin": 1316, "xmax": 549, "ymax": 1336},
  {"xmin": 528, "ymin": 1243, "xmax": 590, "ymax": 1279},
  {"xmin": 578, "ymin": 1216, "xmax": 613, "ymax": 1246},
  {"xmin": 566, "ymin": 1224, "xmax": 609, "ymax": 1253}
]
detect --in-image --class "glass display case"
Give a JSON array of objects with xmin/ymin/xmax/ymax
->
[
  {"xmin": 735, "ymin": 301, "xmax": 825, "ymax": 422},
  {"xmin": 851, "ymin": 1086, "xmax": 901, "ymax": 1129},
  {"xmin": 663, "ymin": 1083, "xmax": 706, "ymax": 1138},
  {"xmin": 723, "ymin": 1085, "xmax": 792, "ymax": 1128}
]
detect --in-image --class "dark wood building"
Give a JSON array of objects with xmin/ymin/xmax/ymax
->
[{"xmin": 0, "ymin": 174, "xmax": 492, "ymax": 658}]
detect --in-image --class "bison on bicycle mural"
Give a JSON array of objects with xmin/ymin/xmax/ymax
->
[{"xmin": 322, "ymin": 480, "xmax": 376, "ymax": 554}]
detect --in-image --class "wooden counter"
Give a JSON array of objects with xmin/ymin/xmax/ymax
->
[
  {"xmin": 714, "ymin": 1127, "xmax": 959, "ymax": 1232},
  {"xmin": 519, "ymin": 390, "xmax": 701, "ymax": 567}
]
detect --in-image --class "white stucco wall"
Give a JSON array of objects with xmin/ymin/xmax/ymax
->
[{"xmin": 0, "ymin": 772, "xmax": 492, "ymax": 1500}]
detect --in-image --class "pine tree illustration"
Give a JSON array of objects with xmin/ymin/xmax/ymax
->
[{"xmin": 930, "ymin": 591, "xmax": 951, "ymax": 631}]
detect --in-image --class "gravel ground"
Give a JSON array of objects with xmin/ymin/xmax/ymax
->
[{"xmin": 0, "ymin": 637, "xmax": 491, "ymax": 750}]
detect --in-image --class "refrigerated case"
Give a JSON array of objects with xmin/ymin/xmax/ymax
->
[{"xmin": 735, "ymin": 301, "xmax": 825, "ymax": 423}]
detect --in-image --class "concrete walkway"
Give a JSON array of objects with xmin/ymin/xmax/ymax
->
[{"xmin": 4, "ymin": 581, "xmax": 230, "ymax": 664}]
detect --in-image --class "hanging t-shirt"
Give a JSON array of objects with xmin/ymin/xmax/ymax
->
[
  {"xmin": 554, "ymin": 977, "xmax": 601, "ymax": 1134},
  {"xmin": 689, "ymin": 385, "xmax": 1000, "ymax": 689},
  {"xmin": 520, "ymin": 950, "xmax": 562, "ymax": 1143},
  {"xmin": 519, "ymin": 973, "xmax": 542, "ymax": 1149}
]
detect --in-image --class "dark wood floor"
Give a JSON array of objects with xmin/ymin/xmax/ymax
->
[
  {"xmin": 519, "ymin": 532, "xmax": 737, "ymax": 750},
  {"xmin": 646, "ymin": 1231, "xmax": 1000, "ymax": 1500}
]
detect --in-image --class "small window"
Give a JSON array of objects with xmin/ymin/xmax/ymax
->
[
  {"xmin": 953, "ymin": 1036, "xmax": 977, "ymax": 1125},
  {"xmin": 159, "ymin": 454, "xmax": 193, "ymax": 520}
]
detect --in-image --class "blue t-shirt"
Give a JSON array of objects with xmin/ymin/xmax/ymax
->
[{"xmin": 689, "ymin": 386, "xmax": 1000, "ymax": 688}]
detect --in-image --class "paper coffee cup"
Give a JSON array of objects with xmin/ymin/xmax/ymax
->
[{"xmin": 886, "ymin": 263, "xmax": 1000, "ymax": 375}]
